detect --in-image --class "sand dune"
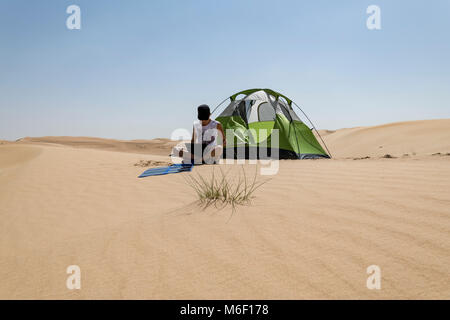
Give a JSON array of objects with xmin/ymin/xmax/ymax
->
[
  {"xmin": 16, "ymin": 136, "xmax": 177, "ymax": 156},
  {"xmin": 0, "ymin": 119, "xmax": 449, "ymax": 299},
  {"xmin": 0, "ymin": 145, "xmax": 42, "ymax": 169},
  {"xmin": 320, "ymin": 119, "xmax": 450, "ymax": 158}
]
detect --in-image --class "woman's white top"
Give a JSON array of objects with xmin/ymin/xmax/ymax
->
[{"xmin": 193, "ymin": 120, "xmax": 219, "ymax": 146}]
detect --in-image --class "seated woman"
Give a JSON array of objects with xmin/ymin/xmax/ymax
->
[{"xmin": 177, "ymin": 105, "xmax": 226, "ymax": 164}]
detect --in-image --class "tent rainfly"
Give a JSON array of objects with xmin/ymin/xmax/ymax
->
[{"xmin": 214, "ymin": 88, "xmax": 331, "ymax": 159}]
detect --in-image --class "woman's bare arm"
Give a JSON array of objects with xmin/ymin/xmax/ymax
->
[{"xmin": 217, "ymin": 123, "xmax": 226, "ymax": 146}]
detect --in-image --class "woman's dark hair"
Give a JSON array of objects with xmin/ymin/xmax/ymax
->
[{"xmin": 197, "ymin": 104, "xmax": 210, "ymax": 120}]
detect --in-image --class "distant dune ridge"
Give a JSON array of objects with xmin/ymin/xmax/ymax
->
[
  {"xmin": 8, "ymin": 119, "xmax": 450, "ymax": 159},
  {"xmin": 319, "ymin": 119, "xmax": 450, "ymax": 158},
  {"xmin": 0, "ymin": 119, "xmax": 449, "ymax": 299},
  {"xmin": 15, "ymin": 136, "xmax": 178, "ymax": 156}
]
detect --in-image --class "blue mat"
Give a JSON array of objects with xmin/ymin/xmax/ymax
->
[{"xmin": 138, "ymin": 163, "xmax": 193, "ymax": 178}]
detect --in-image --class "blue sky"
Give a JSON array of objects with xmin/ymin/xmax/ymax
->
[{"xmin": 1, "ymin": 0, "xmax": 449, "ymax": 140}]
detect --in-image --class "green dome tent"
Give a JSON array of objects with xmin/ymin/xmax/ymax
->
[{"xmin": 214, "ymin": 88, "xmax": 331, "ymax": 159}]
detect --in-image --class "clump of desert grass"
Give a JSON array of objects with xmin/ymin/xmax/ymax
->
[{"xmin": 183, "ymin": 166, "xmax": 268, "ymax": 211}]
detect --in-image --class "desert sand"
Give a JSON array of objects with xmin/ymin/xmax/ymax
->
[{"xmin": 0, "ymin": 119, "xmax": 449, "ymax": 299}]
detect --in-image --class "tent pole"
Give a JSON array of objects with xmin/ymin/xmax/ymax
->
[
  {"xmin": 211, "ymin": 97, "xmax": 230, "ymax": 115},
  {"xmin": 292, "ymin": 102, "xmax": 333, "ymax": 158}
]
